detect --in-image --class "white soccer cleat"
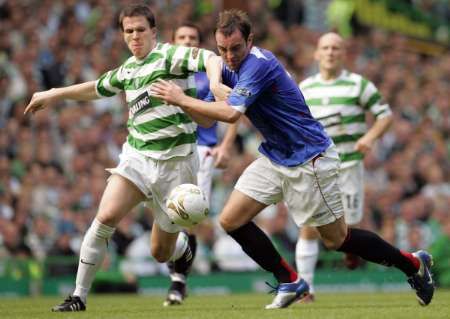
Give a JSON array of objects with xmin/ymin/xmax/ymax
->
[{"xmin": 265, "ymin": 278, "xmax": 310, "ymax": 309}]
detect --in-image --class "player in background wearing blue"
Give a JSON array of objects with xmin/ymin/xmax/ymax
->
[
  {"xmin": 151, "ymin": 10, "xmax": 434, "ymax": 309},
  {"xmin": 164, "ymin": 22, "xmax": 237, "ymax": 307},
  {"xmin": 296, "ymin": 32, "xmax": 393, "ymax": 302}
]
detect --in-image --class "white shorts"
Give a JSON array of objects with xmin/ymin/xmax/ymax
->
[
  {"xmin": 197, "ymin": 145, "xmax": 214, "ymax": 201},
  {"xmin": 107, "ymin": 143, "xmax": 199, "ymax": 233},
  {"xmin": 339, "ymin": 162, "xmax": 364, "ymax": 225},
  {"xmin": 235, "ymin": 145, "xmax": 344, "ymax": 227}
]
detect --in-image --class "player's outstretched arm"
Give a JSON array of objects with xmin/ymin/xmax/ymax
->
[{"xmin": 24, "ymin": 81, "xmax": 98, "ymax": 115}]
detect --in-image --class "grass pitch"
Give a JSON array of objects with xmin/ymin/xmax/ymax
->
[{"xmin": 0, "ymin": 291, "xmax": 449, "ymax": 319}]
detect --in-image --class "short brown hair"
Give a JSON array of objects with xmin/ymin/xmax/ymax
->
[
  {"xmin": 119, "ymin": 4, "xmax": 156, "ymax": 31},
  {"xmin": 215, "ymin": 9, "xmax": 252, "ymax": 41},
  {"xmin": 173, "ymin": 22, "xmax": 202, "ymax": 43}
]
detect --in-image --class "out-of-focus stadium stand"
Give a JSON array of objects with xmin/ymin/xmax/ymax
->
[{"xmin": 0, "ymin": 0, "xmax": 448, "ymax": 296}]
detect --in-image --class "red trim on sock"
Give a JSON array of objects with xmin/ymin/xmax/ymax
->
[
  {"xmin": 338, "ymin": 227, "xmax": 352, "ymax": 250},
  {"xmin": 400, "ymin": 250, "xmax": 420, "ymax": 271},
  {"xmin": 280, "ymin": 258, "xmax": 298, "ymax": 282}
]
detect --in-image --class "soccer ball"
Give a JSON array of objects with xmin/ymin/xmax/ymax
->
[{"xmin": 166, "ymin": 183, "xmax": 209, "ymax": 227}]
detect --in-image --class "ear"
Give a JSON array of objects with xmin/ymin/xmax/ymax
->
[
  {"xmin": 150, "ymin": 27, "xmax": 157, "ymax": 39},
  {"xmin": 247, "ymin": 33, "xmax": 254, "ymax": 47}
]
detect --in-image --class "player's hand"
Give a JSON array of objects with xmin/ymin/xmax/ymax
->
[
  {"xmin": 354, "ymin": 135, "xmax": 374, "ymax": 154},
  {"xmin": 151, "ymin": 79, "xmax": 186, "ymax": 106},
  {"xmin": 211, "ymin": 144, "xmax": 231, "ymax": 169},
  {"xmin": 24, "ymin": 89, "xmax": 58, "ymax": 115},
  {"xmin": 210, "ymin": 83, "xmax": 231, "ymax": 101}
]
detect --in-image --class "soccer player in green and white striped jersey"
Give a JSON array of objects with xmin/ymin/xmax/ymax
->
[
  {"xmin": 24, "ymin": 4, "xmax": 221, "ymax": 312},
  {"xmin": 295, "ymin": 32, "xmax": 392, "ymax": 301}
]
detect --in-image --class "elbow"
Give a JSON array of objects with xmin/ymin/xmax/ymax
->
[{"xmin": 224, "ymin": 109, "xmax": 241, "ymax": 123}]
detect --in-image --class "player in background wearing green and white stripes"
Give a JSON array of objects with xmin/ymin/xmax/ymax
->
[
  {"xmin": 296, "ymin": 32, "xmax": 393, "ymax": 302},
  {"xmin": 24, "ymin": 4, "xmax": 221, "ymax": 312}
]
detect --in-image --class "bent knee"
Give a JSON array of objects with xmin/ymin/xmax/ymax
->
[
  {"xmin": 151, "ymin": 244, "xmax": 172, "ymax": 263},
  {"xmin": 219, "ymin": 215, "xmax": 240, "ymax": 233},
  {"xmin": 321, "ymin": 233, "xmax": 347, "ymax": 250}
]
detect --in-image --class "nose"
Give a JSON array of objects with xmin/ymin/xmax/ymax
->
[{"xmin": 226, "ymin": 51, "xmax": 235, "ymax": 62}]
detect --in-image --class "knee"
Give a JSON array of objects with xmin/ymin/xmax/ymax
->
[
  {"xmin": 219, "ymin": 214, "xmax": 240, "ymax": 233},
  {"xmin": 151, "ymin": 243, "xmax": 171, "ymax": 263},
  {"xmin": 321, "ymin": 238, "xmax": 342, "ymax": 250},
  {"xmin": 321, "ymin": 231, "xmax": 347, "ymax": 251},
  {"xmin": 96, "ymin": 209, "xmax": 119, "ymax": 227}
]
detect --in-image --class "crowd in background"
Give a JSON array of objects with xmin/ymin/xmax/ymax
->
[{"xmin": 0, "ymin": 0, "xmax": 449, "ymax": 284}]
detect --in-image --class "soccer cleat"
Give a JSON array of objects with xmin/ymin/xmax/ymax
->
[
  {"xmin": 51, "ymin": 295, "xmax": 86, "ymax": 312},
  {"xmin": 407, "ymin": 250, "xmax": 434, "ymax": 306},
  {"xmin": 265, "ymin": 278, "xmax": 310, "ymax": 309},
  {"xmin": 163, "ymin": 280, "xmax": 186, "ymax": 306},
  {"xmin": 297, "ymin": 293, "xmax": 315, "ymax": 304}
]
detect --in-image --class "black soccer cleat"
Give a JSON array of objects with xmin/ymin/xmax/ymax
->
[
  {"xmin": 407, "ymin": 250, "xmax": 434, "ymax": 306},
  {"xmin": 51, "ymin": 295, "xmax": 86, "ymax": 312},
  {"xmin": 163, "ymin": 280, "xmax": 186, "ymax": 306}
]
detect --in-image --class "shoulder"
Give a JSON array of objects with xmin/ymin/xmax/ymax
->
[
  {"xmin": 121, "ymin": 55, "xmax": 137, "ymax": 68},
  {"xmin": 299, "ymin": 73, "xmax": 319, "ymax": 89},
  {"xmin": 345, "ymin": 70, "xmax": 367, "ymax": 84}
]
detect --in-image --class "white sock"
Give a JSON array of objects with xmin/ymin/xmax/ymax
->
[
  {"xmin": 73, "ymin": 219, "xmax": 115, "ymax": 303},
  {"xmin": 296, "ymin": 238, "xmax": 319, "ymax": 295},
  {"xmin": 168, "ymin": 232, "xmax": 190, "ymax": 284},
  {"xmin": 170, "ymin": 231, "xmax": 189, "ymax": 262}
]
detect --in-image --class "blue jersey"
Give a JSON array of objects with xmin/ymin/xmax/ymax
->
[
  {"xmin": 221, "ymin": 47, "xmax": 331, "ymax": 167},
  {"xmin": 195, "ymin": 72, "xmax": 218, "ymax": 146}
]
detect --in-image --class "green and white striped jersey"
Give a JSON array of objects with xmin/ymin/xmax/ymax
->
[
  {"xmin": 95, "ymin": 42, "xmax": 215, "ymax": 160},
  {"xmin": 299, "ymin": 70, "xmax": 391, "ymax": 168}
]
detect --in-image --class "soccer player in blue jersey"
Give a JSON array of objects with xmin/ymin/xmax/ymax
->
[
  {"xmin": 151, "ymin": 10, "xmax": 434, "ymax": 309},
  {"xmin": 163, "ymin": 22, "xmax": 237, "ymax": 307}
]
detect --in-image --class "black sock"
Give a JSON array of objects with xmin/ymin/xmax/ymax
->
[
  {"xmin": 227, "ymin": 222, "xmax": 297, "ymax": 283},
  {"xmin": 173, "ymin": 239, "xmax": 194, "ymax": 276},
  {"xmin": 337, "ymin": 228, "xmax": 417, "ymax": 276}
]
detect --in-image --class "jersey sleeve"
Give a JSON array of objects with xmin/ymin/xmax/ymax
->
[
  {"xmin": 226, "ymin": 57, "xmax": 272, "ymax": 113},
  {"xmin": 359, "ymin": 77, "xmax": 392, "ymax": 119},
  {"xmin": 167, "ymin": 45, "xmax": 215, "ymax": 75},
  {"xmin": 203, "ymin": 90, "xmax": 216, "ymax": 102},
  {"xmin": 95, "ymin": 66, "xmax": 125, "ymax": 97}
]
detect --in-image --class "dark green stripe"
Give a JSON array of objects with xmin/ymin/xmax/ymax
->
[
  {"xmin": 341, "ymin": 113, "xmax": 365, "ymax": 124},
  {"xmin": 359, "ymin": 77, "xmax": 369, "ymax": 97},
  {"xmin": 127, "ymin": 132, "xmax": 196, "ymax": 151},
  {"xmin": 302, "ymin": 79, "xmax": 357, "ymax": 90},
  {"xmin": 185, "ymin": 88, "xmax": 196, "ymax": 98},
  {"xmin": 133, "ymin": 113, "xmax": 193, "ymax": 133},
  {"xmin": 180, "ymin": 48, "xmax": 190, "ymax": 75},
  {"xmin": 198, "ymin": 50, "xmax": 205, "ymax": 71},
  {"xmin": 340, "ymin": 151, "xmax": 364, "ymax": 162},
  {"xmin": 333, "ymin": 133, "xmax": 364, "ymax": 144},
  {"xmin": 366, "ymin": 92, "xmax": 381, "ymax": 109},
  {"xmin": 306, "ymin": 97, "xmax": 359, "ymax": 107},
  {"xmin": 97, "ymin": 73, "xmax": 116, "ymax": 97},
  {"xmin": 165, "ymin": 45, "xmax": 178, "ymax": 73},
  {"xmin": 124, "ymin": 52, "xmax": 165, "ymax": 69},
  {"xmin": 123, "ymin": 71, "xmax": 189, "ymax": 90},
  {"xmin": 110, "ymin": 69, "xmax": 123, "ymax": 90}
]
